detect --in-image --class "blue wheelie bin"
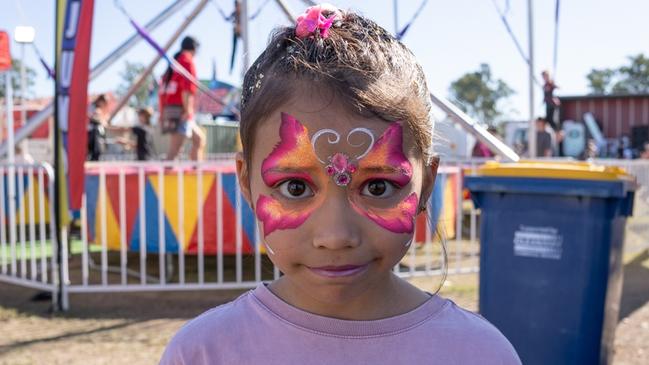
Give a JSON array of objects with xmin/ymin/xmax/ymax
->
[{"xmin": 465, "ymin": 161, "xmax": 635, "ymax": 365}]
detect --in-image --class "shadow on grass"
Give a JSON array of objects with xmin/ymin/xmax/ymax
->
[
  {"xmin": 0, "ymin": 319, "xmax": 147, "ymax": 356},
  {"xmin": 0, "ymin": 254, "xmax": 273, "ymax": 320},
  {"xmin": 619, "ymin": 249, "xmax": 649, "ymax": 321},
  {"xmin": 0, "ymin": 279, "xmax": 248, "ymax": 320}
]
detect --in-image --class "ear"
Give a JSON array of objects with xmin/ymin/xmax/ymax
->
[
  {"xmin": 419, "ymin": 156, "xmax": 440, "ymax": 212},
  {"xmin": 235, "ymin": 152, "xmax": 254, "ymax": 209}
]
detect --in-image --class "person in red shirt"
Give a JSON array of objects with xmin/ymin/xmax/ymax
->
[{"xmin": 159, "ymin": 36, "xmax": 206, "ymax": 161}]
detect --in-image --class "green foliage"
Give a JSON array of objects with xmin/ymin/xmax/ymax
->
[
  {"xmin": 117, "ymin": 61, "xmax": 155, "ymax": 107},
  {"xmin": 586, "ymin": 69, "xmax": 615, "ymax": 95},
  {"xmin": 0, "ymin": 58, "xmax": 37, "ymax": 99},
  {"xmin": 587, "ymin": 54, "xmax": 649, "ymax": 95},
  {"xmin": 448, "ymin": 63, "xmax": 514, "ymax": 125}
]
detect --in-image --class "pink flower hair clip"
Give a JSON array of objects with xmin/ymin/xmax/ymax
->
[{"xmin": 295, "ymin": 3, "xmax": 341, "ymax": 39}]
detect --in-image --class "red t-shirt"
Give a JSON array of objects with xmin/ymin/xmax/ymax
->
[{"xmin": 159, "ymin": 51, "xmax": 197, "ymax": 108}]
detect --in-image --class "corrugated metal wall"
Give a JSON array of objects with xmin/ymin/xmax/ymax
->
[{"xmin": 559, "ymin": 94, "xmax": 649, "ymax": 139}]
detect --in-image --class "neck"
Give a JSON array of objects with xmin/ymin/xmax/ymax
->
[{"xmin": 268, "ymin": 273, "xmax": 429, "ymax": 320}]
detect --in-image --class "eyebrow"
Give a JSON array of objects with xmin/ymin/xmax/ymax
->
[
  {"xmin": 359, "ymin": 165, "xmax": 406, "ymax": 175},
  {"xmin": 262, "ymin": 166, "xmax": 321, "ymax": 175}
]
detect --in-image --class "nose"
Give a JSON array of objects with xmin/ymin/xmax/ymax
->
[{"xmin": 310, "ymin": 192, "xmax": 361, "ymax": 250}]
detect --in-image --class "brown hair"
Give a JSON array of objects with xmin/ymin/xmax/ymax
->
[
  {"xmin": 239, "ymin": 9, "xmax": 433, "ymax": 166},
  {"xmin": 137, "ymin": 107, "xmax": 153, "ymax": 125}
]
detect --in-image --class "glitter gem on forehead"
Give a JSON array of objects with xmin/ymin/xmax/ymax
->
[{"xmin": 311, "ymin": 128, "xmax": 375, "ymax": 186}]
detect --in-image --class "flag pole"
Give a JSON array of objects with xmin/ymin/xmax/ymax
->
[{"xmin": 53, "ymin": 0, "xmax": 64, "ymax": 311}]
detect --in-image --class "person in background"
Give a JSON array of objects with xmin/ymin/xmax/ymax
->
[
  {"xmin": 471, "ymin": 126, "xmax": 498, "ymax": 158},
  {"xmin": 640, "ymin": 142, "xmax": 649, "ymax": 159},
  {"xmin": 14, "ymin": 145, "xmax": 34, "ymax": 164},
  {"xmin": 159, "ymin": 36, "xmax": 206, "ymax": 161},
  {"xmin": 582, "ymin": 138, "xmax": 599, "ymax": 160},
  {"xmin": 535, "ymin": 117, "xmax": 553, "ymax": 157},
  {"xmin": 109, "ymin": 107, "xmax": 156, "ymax": 161},
  {"xmin": 87, "ymin": 94, "xmax": 109, "ymax": 161},
  {"xmin": 617, "ymin": 136, "xmax": 633, "ymax": 159},
  {"xmin": 541, "ymin": 70, "xmax": 560, "ymax": 132}
]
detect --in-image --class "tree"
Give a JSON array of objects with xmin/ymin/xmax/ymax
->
[
  {"xmin": 0, "ymin": 58, "xmax": 37, "ymax": 99},
  {"xmin": 586, "ymin": 54, "xmax": 649, "ymax": 95},
  {"xmin": 448, "ymin": 63, "xmax": 514, "ymax": 125},
  {"xmin": 586, "ymin": 69, "xmax": 615, "ymax": 95},
  {"xmin": 117, "ymin": 61, "xmax": 155, "ymax": 107}
]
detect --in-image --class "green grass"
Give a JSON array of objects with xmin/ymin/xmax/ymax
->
[{"xmin": 0, "ymin": 239, "xmax": 101, "ymax": 260}]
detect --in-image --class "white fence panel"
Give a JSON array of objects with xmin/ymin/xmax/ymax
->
[{"xmin": 0, "ymin": 163, "xmax": 58, "ymax": 305}]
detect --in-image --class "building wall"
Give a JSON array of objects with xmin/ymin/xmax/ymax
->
[{"xmin": 559, "ymin": 94, "xmax": 649, "ymax": 139}]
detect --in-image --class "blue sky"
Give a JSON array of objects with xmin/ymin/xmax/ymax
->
[{"xmin": 1, "ymin": 0, "xmax": 647, "ymax": 120}]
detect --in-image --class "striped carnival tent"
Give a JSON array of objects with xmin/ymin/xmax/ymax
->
[{"xmin": 83, "ymin": 165, "xmax": 257, "ymax": 255}]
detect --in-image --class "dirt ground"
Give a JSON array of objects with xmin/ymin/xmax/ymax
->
[{"xmin": 1, "ymin": 206, "xmax": 648, "ymax": 364}]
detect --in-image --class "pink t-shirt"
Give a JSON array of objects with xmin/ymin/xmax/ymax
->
[{"xmin": 159, "ymin": 284, "xmax": 520, "ymax": 364}]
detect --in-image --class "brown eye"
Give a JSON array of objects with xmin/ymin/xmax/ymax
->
[
  {"xmin": 362, "ymin": 179, "xmax": 397, "ymax": 198},
  {"xmin": 367, "ymin": 180, "xmax": 386, "ymax": 196},
  {"xmin": 287, "ymin": 181, "xmax": 305, "ymax": 196},
  {"xmin": 279, "ymin": 180, "xmax": 313, "ymax": 199}
]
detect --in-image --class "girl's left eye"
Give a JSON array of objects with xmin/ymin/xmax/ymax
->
[
  {"xmin": 361, "ymin": 179, "xmax": 397, "ymax": 198},
  {"xmin": 278, "ymin": 179, "xmax": 314, "ymax": 199}
]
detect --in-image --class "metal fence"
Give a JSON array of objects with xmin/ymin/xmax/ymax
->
[
  {"xmin": 0, "ymin": 163, "xmax": 59, "ymax": 303},
  {"xmin": 1, "ymin": 158, "xmax": 647, "ymax": 310}
]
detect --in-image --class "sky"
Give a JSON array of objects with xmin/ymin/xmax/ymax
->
[{"xmin": 1, "ymin": 0, "xmax": 648, "ymax": 121}]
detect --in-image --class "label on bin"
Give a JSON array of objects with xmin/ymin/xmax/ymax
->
[{"xmin": 513, "ymin": 225, "xmax": 563, "ymax": 260}]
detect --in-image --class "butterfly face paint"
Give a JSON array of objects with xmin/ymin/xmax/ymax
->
[
  {"xmin": 352, "ymin": 123, "xmax": 417, "ymax": 234},
  {"xmin": 256, "ymin": 194, "xmax": 316, "ymax": 236},
  {"xmin": 351, "ymin": 193, "xmax": 419, "ymax": 234},
  {"xmin": 357, "ymin": 123, "xmax": 413, "ymax": 185},
  {"xmin": 257, "ymin": 113, "xmax": 322, "ymax": 236},
  {"xmin": 256, "ymin": 113, "xmax": 417, "ymax": 236},
  {"xmin": 261, "ymin": 113, "xmax": 320, "ymax": 187}
]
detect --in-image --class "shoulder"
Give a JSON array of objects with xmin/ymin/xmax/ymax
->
[
  {"xmin": 178, "ymin": 51, "xmax": 194, "ymax": 65},
  {"xmin": 159, "ymin": 291, "xmax": 253, "ymax": 365},
  {"xmin": 429, "ymin": 298, "xmax": 521, "ymax": 364}
]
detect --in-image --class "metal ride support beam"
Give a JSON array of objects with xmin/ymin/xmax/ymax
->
[
  {"xmin": 0, "ymin": 0, "xmax": 192, "ymax": 157},
  {"xmin": 274, "ymin": 0, "xmax": 297, "ymax": 22},
  {"xmin": 240, "ymin": 0, "xmax": 250, "ymax": 73},
  {"xmin": 429, "ymin": 92, "xmax": 520, "ymax": 162},
  {"xmin": 108, "ymin": 0, "xmax": 209, "ymax": 124},
  {"xmin": 527, "ymin": 0, "xmax": 536, "ymax": 158}
]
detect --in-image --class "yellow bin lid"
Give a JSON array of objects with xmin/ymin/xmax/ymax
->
[{"xmin": 467, "ymin": 160, "xmax": 634, "ymax": 182}]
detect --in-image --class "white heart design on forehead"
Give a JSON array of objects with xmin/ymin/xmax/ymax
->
[{"xmin": 310, "ymin": 127, "xmax": 375, "ymax": 186}]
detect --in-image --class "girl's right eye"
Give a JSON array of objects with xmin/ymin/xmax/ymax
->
[{"xmin": 278, "ymin": 179, "xmax": 314, "ymax": 199}]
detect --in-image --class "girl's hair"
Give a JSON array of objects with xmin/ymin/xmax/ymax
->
[
  {"xmin": 239, "ymin": 8, "xmax": 434, "ymax": 167},
  {"xmin": 163, "ymin": 36, "xmax": 199, "ymax": 86},
  {"xmin": 162, "ymin": 51, "xmax": 182, "ymax": 87}
]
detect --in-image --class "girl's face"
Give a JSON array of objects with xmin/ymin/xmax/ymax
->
[{"xmin": 237, "ymin": 91, "xmax": 435, "ymax": 308}]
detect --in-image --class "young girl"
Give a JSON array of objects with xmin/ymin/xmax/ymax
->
[{"xmin": 160, "ymin": 5, "xmax": 520, "ymax": 364}]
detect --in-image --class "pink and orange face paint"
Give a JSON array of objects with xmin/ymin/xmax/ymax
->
[
  {"xmin": 256, "ymin": 112, "xmax": 419, "ymax": 237},
  {"xmin": 256, "ymin": 114, "xmax": 321, "ymax": 236}
]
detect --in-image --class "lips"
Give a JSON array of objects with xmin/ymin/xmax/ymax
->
[{"xmin": 308, "ymin": 264, "xmax": 369, "ymax": 278}]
